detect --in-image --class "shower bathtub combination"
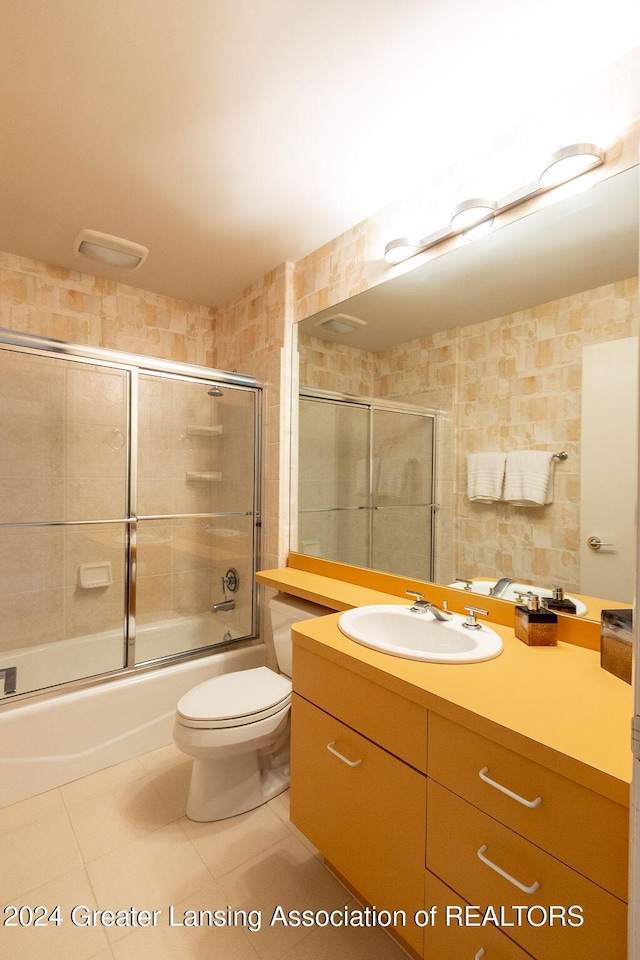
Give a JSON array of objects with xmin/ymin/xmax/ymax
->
[{"xmin": 0, "ymin": 330, "xmax": 263, "ymax": 808}]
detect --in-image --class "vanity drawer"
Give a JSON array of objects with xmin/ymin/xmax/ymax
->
[
  {"xmin": 290, "ymin": 693, "xmax": 426, "ymax": 955},
  {"xmin": 426, "ymin": 780, "xmax": 627, "ymax": 960},
  {"xmin": 292, "ymin": 642, "xmax": 427, "ymax": 771},
  {"xmin": 427, "ymin": 712, "xmax": 628, "ymax": 900},
  {"xmin": 424, "ymin": 869, "xmax": 537, "ymax": 960}
]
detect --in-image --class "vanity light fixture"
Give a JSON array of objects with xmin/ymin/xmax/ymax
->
[
  {"xmin": 313, "ymin": 313, "xmax": 368, "ymax": 334},
  {"xmin": 73, "ymin": 229, "xmax": 149, "ymax": 270},
  {"xmin": 538, "ymin": 143, "xmax": 605, "ymax": 189},
  {"xmin": 384, "ymin": 142, "xmax": 605, "ymax": 265}
]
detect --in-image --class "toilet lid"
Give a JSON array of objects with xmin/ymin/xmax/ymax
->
[{"xmin": 176, "ymin": 666, "xmax": 291, "ymax": 727}]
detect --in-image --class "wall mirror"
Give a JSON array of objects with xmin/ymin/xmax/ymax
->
[{"xmin": 290, "ymin": 163, "xmax": 639, "ymax": 621}]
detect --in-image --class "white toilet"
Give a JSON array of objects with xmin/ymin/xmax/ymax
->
[{"xmin": 173, "ymin": 593, "xmax": 329, "ymax": 821}]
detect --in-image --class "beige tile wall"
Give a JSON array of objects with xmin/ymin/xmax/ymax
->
[
  {"xmin": 209, "ymin": 263, "xmax": 293, "ymax": 572},
  {"xmin": 454, "ymin": 276, "xmax": 638, "ymax": 589}
]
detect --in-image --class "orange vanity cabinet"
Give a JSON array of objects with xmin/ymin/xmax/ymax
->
[
  {"xmin": 290, "ymin": 645, "xmax": 428, "ymax": 956},
  {"xmin": 290, "ymin": 634, "xmax": 630, "ymax": 960}
]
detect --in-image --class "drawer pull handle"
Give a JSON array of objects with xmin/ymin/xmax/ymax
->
[
  {"xmin": 326, "ymin": 741, "xmax": 363, "ymax": 767},
  {"xmin": 479, "ymin": 767, "xmax": 542, "ymax": 809},
  {"xmin": 474, "ymin": 951, "xmax": 485, "ymax": 960},
  {"xmin": 477, "ymin": 845, "xmax": 540, "ymax": 894}
]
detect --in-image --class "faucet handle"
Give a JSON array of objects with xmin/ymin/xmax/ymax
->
[
  {"xmin": 406, "ymin": 590, "xmax": 424, "ymax": 602},
  {"xmin": 463, "ymin": 605, "xmax": 489, "ymax": 630}
]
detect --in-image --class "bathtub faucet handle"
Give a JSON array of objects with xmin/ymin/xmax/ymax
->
[{"xmin": 222, "ymin": 568, "xmax": 239, "ymax": 593}]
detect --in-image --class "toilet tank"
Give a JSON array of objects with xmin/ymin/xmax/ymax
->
[{"xmin": 268, "ymin": 593, "xmax": 332, "ymax": 678}]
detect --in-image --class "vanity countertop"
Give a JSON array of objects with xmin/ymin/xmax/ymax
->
[{"xmin": 257, "ymin": 566, "xmax": 633, "ymax": 806}]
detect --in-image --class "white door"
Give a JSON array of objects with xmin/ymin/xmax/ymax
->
[{"xmin": 580, "ymin": 336, "xmax": 638, "ymax": 604}]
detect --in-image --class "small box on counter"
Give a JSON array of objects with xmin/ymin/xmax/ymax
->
[{"xmin": 600, "ymin": 608, "xmax": 633, "ymax": 685}]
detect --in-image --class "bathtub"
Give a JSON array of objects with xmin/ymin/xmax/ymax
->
[{"xmin": 0, "ymin": 616, "xmax": 265, "ymax": 808}]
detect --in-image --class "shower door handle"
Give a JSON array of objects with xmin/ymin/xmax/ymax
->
[{"xmin": 587, "ymin": 536, "xmax": 613, "ymax": 551}]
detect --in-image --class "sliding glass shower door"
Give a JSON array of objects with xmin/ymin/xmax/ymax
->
[
  {"xmin": 0, "ymin": 335, "xmax": 261, "ymax": 700},
  {"xmin": 135, "ymin": 374, "xmax": 258, "ymax": 664},
  {"xmin": 298, "ymin": 393, "xmax": 436, "ymax": 580},
  {"xmin": 370, "ymin": 407, "xmax": 435, "ymax": 579},
  {"xmin": 297, "ymin": 398, "xmax": 370, "ymax": 567},
  {"xmin": 0, "ymin": 348, "xmax": 131, "ymax": 694}
]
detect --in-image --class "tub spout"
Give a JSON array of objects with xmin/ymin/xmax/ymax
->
[{"xmin": 211, "ymin": 599, "xmax": 235, "ymax": 613}]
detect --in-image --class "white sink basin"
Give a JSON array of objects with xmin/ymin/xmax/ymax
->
[
  {"xmin": 449, "ymin": 580, "xmax": 587, "ymax": 617},
  {"xmin": 337, "ymin": 605, "xmax": 503, "ymax": 663}
]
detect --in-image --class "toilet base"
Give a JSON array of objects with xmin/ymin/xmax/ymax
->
[{"xmin": 185, "ymin": 750, "xmax": 290, "ymax": 822}]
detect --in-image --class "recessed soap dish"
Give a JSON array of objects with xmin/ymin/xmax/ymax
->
[{"xmin": 78, "ymin": 562, "xmax": 113, "ymax": 588}]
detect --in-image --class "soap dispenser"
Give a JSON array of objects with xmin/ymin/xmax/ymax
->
[
  {"xmin": 544, "ymin": 585, "xmax": 577, "ymax": 615},
  {"xmin": 514, "ymin": 593, "xmax": 558, "ymax": 646}
]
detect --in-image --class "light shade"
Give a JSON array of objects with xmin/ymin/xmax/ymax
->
[
  {"xmin": 539, "ymin": 143, "xmax": 604, "ymax": 189},
  {"xmin": 384, "ymin": 238, "xmax": 422, "ymax": 265},
  {"xmin": 450, "ymin": 198, "xmax": 497, "ymax": 233},
  {"xmin": 73, "ymin": 229, "xmax": 149, "ymax": 270}
]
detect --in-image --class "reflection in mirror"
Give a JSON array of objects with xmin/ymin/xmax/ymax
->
[
  {"xmin": 292, "ymin": 166, "xmax": 639, "ymax": 619},
  {"xmin": 298, "ymin": 392, "xmax": 436, "ymax": 579}
]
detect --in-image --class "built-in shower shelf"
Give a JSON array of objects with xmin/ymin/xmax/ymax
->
[
  {"xmin": 186, "ymin": 424, "xmax": 223, "ymax": 436},
  {"xmin": 186, "ymin": 471, "xmax": 223, "ymax": 481}
]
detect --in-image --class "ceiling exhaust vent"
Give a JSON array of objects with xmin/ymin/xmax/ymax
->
[
  {"xmin": 313, "ymin": 313, "xmax": 367, "ymax": 335},
  {"xmin": 73, "ymin": 229, "xmax": 148, "ymax": 271}
]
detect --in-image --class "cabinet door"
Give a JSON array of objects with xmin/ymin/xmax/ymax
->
[{"xmin": 291, "ymin": 693, "xmax": 426, "ymax": 955}]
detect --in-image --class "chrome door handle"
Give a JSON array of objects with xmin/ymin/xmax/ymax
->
[{"xmin": 587, "ymin": 536, "xmax": 613, "ymax": 551}]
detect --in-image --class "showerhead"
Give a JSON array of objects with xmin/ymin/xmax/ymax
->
[{"xmin": 207, "ymin": 385, "xmax": 223, "ymax": 397}]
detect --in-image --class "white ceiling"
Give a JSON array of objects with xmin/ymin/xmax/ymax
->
[{"xmin": 0, "ymin": 0, "xmax": 639, "ymax": 308}]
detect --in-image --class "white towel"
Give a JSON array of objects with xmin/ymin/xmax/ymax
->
[
  {"xmin": 504, "ymin": 451, "xmax": 554, "ymax": 506},
  {"xmin": 378, "ymin": 458, "xmax": 406, "ymax": 498},
  {"xmin": 467, "ymin": 453, "xmax": 506, "ymax": 502}
]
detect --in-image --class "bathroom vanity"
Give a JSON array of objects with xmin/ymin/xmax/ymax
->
[{"xmin": 257, "ymin": 565, "xmax": 632, "ymax": 960}]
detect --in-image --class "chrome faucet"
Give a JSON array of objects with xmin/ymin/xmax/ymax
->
[
  {"xmin": 406, "ymin": 591, "xmax": 453, "ymax": 621},
  {"xmin": 490, "ymin": 577, "xmax": 516, "ymax": 598},
  {"xmin": 211, "ymin": 598, "xmax": 235, "ymax": 613}
]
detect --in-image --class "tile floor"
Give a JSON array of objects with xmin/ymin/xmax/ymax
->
[{"xmin": 0, "ymin": 744, "xmax": 408, "ymax": 960}]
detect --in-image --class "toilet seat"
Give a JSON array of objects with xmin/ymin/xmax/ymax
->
[{"xmin": 176, "ymin": 666, "xmax": 292, "ymax": 730}]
